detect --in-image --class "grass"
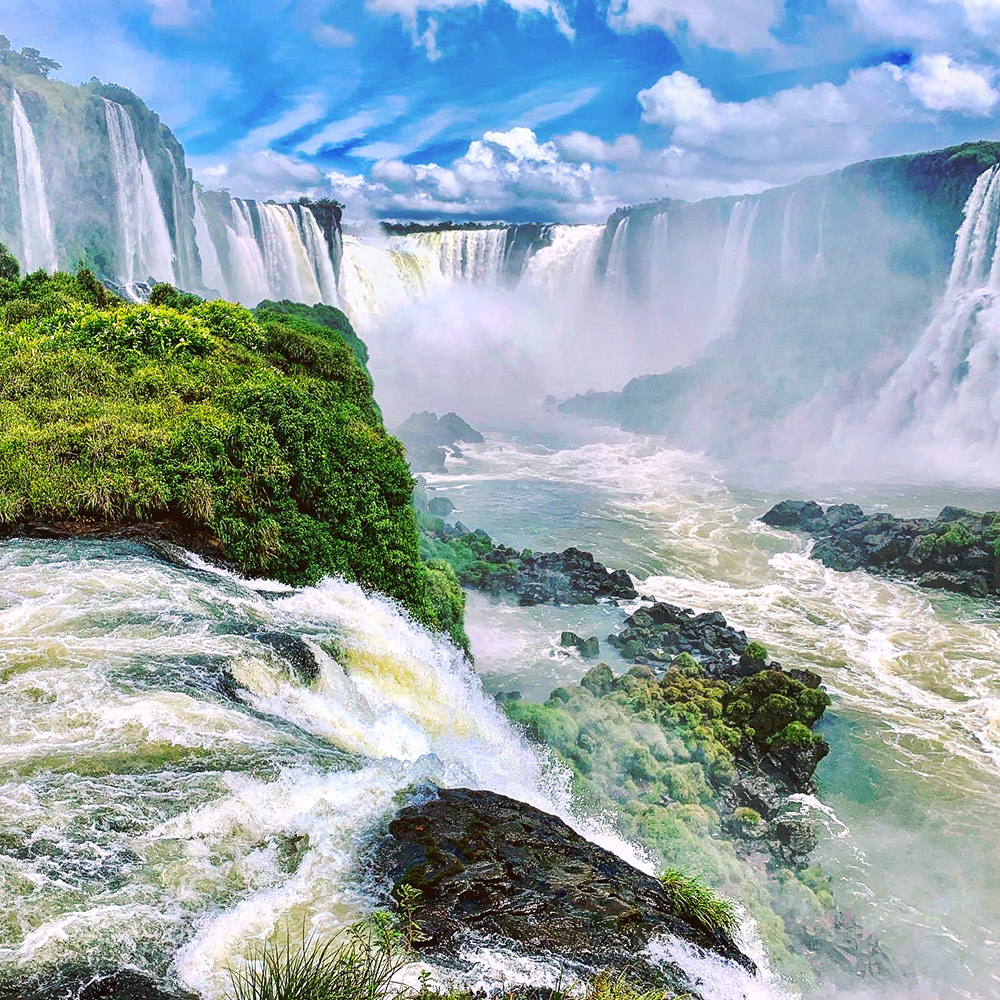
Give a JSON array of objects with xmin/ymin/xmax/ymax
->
[
  {"xmin": 227, "ymin": 912, "xmax": 691, "ymax": 1000},
  {"xmin": 0, "ymin": 255, "xmax": 468, "ymax": 652},
  {"xmin": 658, "ymin": 868, "xmax": 738, "ymax": 939},
  {"xmin": 227, "ymin": 914, "xmax": 411, "ymax": 1000}
]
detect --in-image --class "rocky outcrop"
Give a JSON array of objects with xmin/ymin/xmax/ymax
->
[
  {"xmin": 560, "ymin": 631, "xmax": 601, "ymax": 658},
  {"xmin": 761, "ymin": 501, "xmax": 1000, "ymax": 598},
  {"xmin": 395, "ymin": 412, "xmax": 485, "ymax": 473},
  {"xmin": 373, "ymin": 786, "xmax": 752, "ymax": 989}
]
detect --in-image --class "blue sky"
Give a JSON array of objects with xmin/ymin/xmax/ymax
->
[{"xmin": 5, "ymin": 0, "xmax": 1000, "ymax": 220}]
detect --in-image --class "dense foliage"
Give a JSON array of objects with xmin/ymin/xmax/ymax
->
[
  {"xmin": 504, "ymin": 658, "xmax": 834, "ymax": 981},
  {"xmin": 0, "ymin": 256, "xmax": 467, "ymax": 651}
]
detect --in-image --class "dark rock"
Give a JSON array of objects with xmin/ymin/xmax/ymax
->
[
  {"xmin": 427, "ymin": 496, "xmax": 456, "ymax": 518},
  {"xmin": 0, "ymin": 967, "xmax": 196, "ymax": 1000},
  {"xmin": 761, "ymin": 500, "xmax": 999, "ymax": 597},
  {"xmin": 560, "ymin": 631, "xmax": 601, "ymax": 658},
  {"xmin": 759, "ymin": 500, "xmax": 825, "ymax": 527},
  {"xmin": 372, "ymin": 787, "xmax": 753, "ymax": 984},
  {"xmin": 253, "ymin": 631, "xmax": 321, "ymax": 682}
]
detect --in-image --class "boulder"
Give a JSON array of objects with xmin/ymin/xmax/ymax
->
[
  {"xmin": 560, "ymin": 631, "xmax": 601, "ymax": 658},
  {"xmin": 372, "ymin": 787, "xmax": 753, "ymax": 985}
]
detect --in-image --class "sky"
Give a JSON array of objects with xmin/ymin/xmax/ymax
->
[{"xmin": 3, "ymin": 0, "xmax": 1000, "ymax": 221}]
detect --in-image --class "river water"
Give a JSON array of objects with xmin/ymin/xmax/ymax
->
[{"xmin": 1, "ymin": 423, "xmax": 998, "ymax": 999}]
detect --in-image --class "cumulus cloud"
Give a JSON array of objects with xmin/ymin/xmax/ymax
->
[
  {"xmin": 844, "ymin": 0, "xmax": 1000, "ymax": 52},
  {"xmin": 608, "ymin": 0, "xmax": 784, "ymax": 52},
  {"xmin": 555, "ymin": 131, "xmax": 642, "ymax": 163},
  {"xmin": 906, "ymin": 52, "xmax": 998, "ymax": 113},
  {"xmin": 193, "ymin": 149, "xmax": 324, "ymax": 202},
  {"xmin": 638, "ymin": 56, "xmax": 997, "ymax": 182}
]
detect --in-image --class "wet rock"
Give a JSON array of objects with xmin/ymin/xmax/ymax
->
[
  {"xmin": 396, "ymin": 411, "xmax": 484, "ymax": 473},
  {"xmin": 427, "ymin": 496, "xmax": 456, "ymax": 518},
  {"xmin": 372, "ymin": 786, "xmax": 753, "ymax": 985},
  {"xmin": 761, "ymin": 500, "xmax": 1000, "ymax": 597},
  {"xmin": 560, "ymin": 631, "xmax": 601, "ymax": 658},
  {"xmin": 0, "ymin": 967, "xmax": 196, "ymax": 1000}
]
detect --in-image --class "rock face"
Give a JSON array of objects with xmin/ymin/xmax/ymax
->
[
  {"xmin": 761, "ymin": 501, "xmax": 1000, "ymax": 598},
  {"xmin": 373, "ymin": 786, "xmax": 752, "ymax": 987},
  {"xmin": 395, "ymin": 411, "xmax": 485, "ymax": 473}
]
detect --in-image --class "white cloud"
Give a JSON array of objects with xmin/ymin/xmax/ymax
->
[
  {"xmin": 555, "ymin": 131, "xmax": 642, "ymax": 162},
  {"xmin": 842, "ymin": 0, "xmax": 1000, "ymax": 54},
  {"xmin": 193, "ymin": 149, "xmax": 324, "ymax": 201},
  {"xmin": 608, "ymin": 0, "xmax": 784, "ymax": 52},
  {"xmin": 312, "ymin": 23, "xmax": 356, "ymax": 47},
  {"xmin": 637, "ymin": 54, "xmax": 996, "ymax": 186},
  {"xmin": 364, "ymin": 0, "xmax": 574, "ymax": 44},
  {"xmin": 237, "ymin": 92, "xmax": 328, "ymax": 150},
  {"xmin": 296, "ymin": 98, "xmax": 408, "ymax": 155},
  {"xmin": 906, "ymin": 52, "xmax": 998, "ymax": 113}
]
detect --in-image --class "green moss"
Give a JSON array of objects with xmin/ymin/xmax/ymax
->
[
  {"xmin": 743, "ymin": 641, "xmax": 767, "ymax": 663},
  {"xmin": 0, "ymin": 255, "xmax": 467, "ymax": 652}
]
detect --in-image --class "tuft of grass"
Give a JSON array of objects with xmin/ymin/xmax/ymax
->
[
  {"xmin": 227, "ymin": 914, "xmax": 411, "ymax": 1000},
  {"xmin": 658, "ymin": 868, "xmax": 738, "ymax": 939}
]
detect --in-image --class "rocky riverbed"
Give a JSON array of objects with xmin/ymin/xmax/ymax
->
[{"xmin": 761, "ymin": 500, "xmax": 1000, "ymax": 597}]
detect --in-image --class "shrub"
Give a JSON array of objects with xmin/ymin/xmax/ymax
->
[
  {"xmin": 743, "ymin": 641, "xmax": 767, "ymax": 663},
  {"xmin": 0, "ymin": 243, "xmax": 19, "ymax": 282},
  {"xmin": 0, "ymin": 269, "xmax": 466, "ymax": 650}
]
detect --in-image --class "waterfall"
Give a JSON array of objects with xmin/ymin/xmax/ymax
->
[
  {"xmin": 401, "ymin": 228, "xmax": 509, "ymax": 283},
  {"xmin": 225, "ymin": 200, "xmax": 270, "ymax": 305},
  {"xmin": 863, "ymin": 165, "xmax": 1000, "ymax": 468},
  {"xmin": 11, "ymin": 90, "xmax": 57, "ymax": 273},
  {"xmin": 258, "ymin": 202, "xmax": 323, "ymax": 304},
  {"xmin": 103, "ymin": 99, "xmax": 176, "ymax": 290},
  {"xmin": 647, "ymin": 212, "xmax": 669, "ymax": 295},
  {"xmin": 193, "ymin": 191, "xmax": 229, "ymax": 297},
  {"xmin": 521, "ymin": 224, "xmax": 603, "ymax": 294},
  {"xmin": 779, "ymin": 191, "xmax": 799, "ymax": 283},
  {"xmin": 713, "ymin": 199, "xmax": 759, "ymax": 339},
  {"xmin": 299, "ymin": 206, "xmax": 339, "ymax": 305},
  {"xmin": 337, "ymin": 235, "xmax": 444, "ymax": 331},
  {"xmin": 605, "ymin": 217, "xmax": 630, "ymax": 291}
]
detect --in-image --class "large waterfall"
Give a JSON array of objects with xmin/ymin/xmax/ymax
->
[
  {"xmin": 10, "ymin": 90, "xmax": 57, "ymax": 272},
  {"xmin": 103, "ymin": 99, "xmax": 177, "ymax": 289},
  {"xmin": 839, "ymin": 164, "xmax": 1000, "ymax": 477}
]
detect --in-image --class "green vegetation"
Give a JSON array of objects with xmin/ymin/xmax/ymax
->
[
  {"xmin": 504, "ymin": 657, "xmax": 832, "ymax": 981},
  {"xmin": 228, "ymin": 910, "xmax": 689, "ymax": 1000},
  {"xmin": 917, "ymin": 520, "xmax": 978, "ymax": 556},
  {"xmin": 255, "ymin": 300, "xmax": 369, "ymax": 372},
  {"xmin": 659, "ymin": 868, "xmax": 738, "ymax": 938},
  {"xmin": 742, "ymin": 641, "xmax": 767, "ymax": 663},
  {"xmin": 227, "ymin": 913, "xmax": 410, "ymax": 1000},
  {"xmin": 0, "ymin": 255, "xmax": 467, "ymax": 652},
  {"xmin": 417, "ymin": 514, "xmax": 516, "ymax": 588}
]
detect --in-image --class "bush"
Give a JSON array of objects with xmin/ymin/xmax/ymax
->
[
  {"xmin": 743, "ymin": 641, "xmax": 767, "ymax": 663},
  {"xmin": 0, "ymin": 269, "xmax": 465, "ymax": 649}
]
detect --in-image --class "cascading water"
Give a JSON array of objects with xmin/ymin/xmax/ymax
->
[
  {"xmin": 225, "ymin": 200, "xmax": 270, "ymax": 305},
  {"xmin": 10, "ymin": 90, "xmax": 57, "ymax": 273},
  {"xmin": 846, "ymin": 165, "xmax": 1000, "ymax": 475},
  {"xmin": 103, "ymin": 99, "xmax": 176, "ymax": 290},
  {"xmin": 400, "ymin": 228, "xmax": 509, "ymax": 283},
  {"xmin": 605, "ymin": 217, "xmax": 630, "ymax": 291},
  {"xmin": 713, "ymin": 199, "xmax": 759, "ymax": 339},
  {"xmin": 521, "ymin": 224, "xmax": 603, "ymax": 293},
  {"xmin": 299, "ymin": 206, "xmax": 340, "ymax": 305},
  {"xmin": 258, "ymin": 202, "xmax": 323, "ymax": 305},
  {"xmin": 193, "ymin": 191, "xmax": 229, "ymax": 298},
  {"xmin": 0, "ymin": 538, "xmax": 784, "ymax": 1000}
]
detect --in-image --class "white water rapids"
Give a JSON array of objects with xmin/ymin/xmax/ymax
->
[{"xmin": 1, "ymin": 535, "xmax": 784, "ymax": 999}]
